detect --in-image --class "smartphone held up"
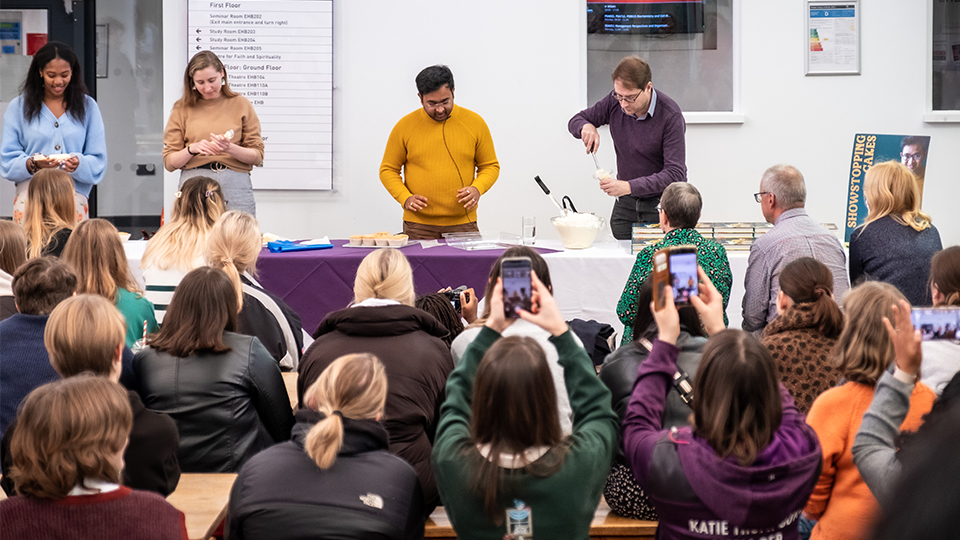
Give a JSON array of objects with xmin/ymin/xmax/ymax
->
[
  {"xmin": 652, "ymin": 246, "xmax": 699, "ymax": 310},
  {"xmin": 501, "ymin": 257, "xmax": 533, "ymax": 319}
]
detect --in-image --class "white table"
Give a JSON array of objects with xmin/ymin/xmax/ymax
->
[{"xmin": 539, "ymin": 239, "xmax": 748, "ymax": 342}]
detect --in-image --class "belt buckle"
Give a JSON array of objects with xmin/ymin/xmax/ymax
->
[{"xmin": 211, "ymin": 161, "xmax": 227, "ymax": 172}]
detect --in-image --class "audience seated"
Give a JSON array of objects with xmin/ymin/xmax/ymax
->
[
  {"xmin": 141, "ymin": 176, "xmax": 225, "ymax": 323},
  {"xmin": 0, "ymin": 375, "xmax": 188, "ymax": 540},
  {"xmin": 415, "ymin": 292, "xmax": 465, "ymax": 348},
  {"xmin": 2, "ymin": 295, "xmax": 180, "ymax": 496},
  {"xmin": 134, "ymin": 266, "xmax": 293, "ymax": 473},
  {"xmin": 623, "ymin": 269, "xmax": 821, "ymax": 539},
  {"xmin": 62, "ymin": 219, "xmax": 158, "ymax": 348},
  {"xmin": 599, "ymin": 276, "xmax": 706, "ymax": 520},
  {"xmin": 205, "ymin": 210, "xmax": 303, "ymax": 370},
  {"xmin": 852, "ymin": 298, "xmax": 960, "ymax": 508},
  {"xmin": 803, "ymin": 282, "xmax": 936, "ymax": 540},
  {"xmin": 868, "ymin": 401, "xmax": 960, "ymax": 540},
  {"xmin": 432, "ymin": 272, "xmax": 617, "ymax": 539},
  {"xmin": 617, "ymin": 182, "xmax": 732, "ymax": 344},
  {"xmin": 849, "ymin": 161, "xmax": 941, "ymax": 305},
  {"xmin": 743, "ymin": 164, "xmax": 849, "ymax": 335},
  {"xmin": 297, "ymin": 248, "xmax": 452, "ymax": 513},
  {"xmin": 0, "ymin": 257, "xmax": 76, "ymax": 436},
  {"xmin": 227, "ymin": 353, "xmax": 424, "ymax": 540},
  {"xmin": 760, "ymin": 257, "xmax": 844, "ymax": 413},
  {"xmin": 918, "ymin": 246, "xmax": 960, "ymax": 395},
  {"xmin": 23, "ymin": 169, "xmax": 77, "ymax": 258},
  {"xmin": 0, "ymin": 220, "xmax": 27, "ymax": 321},
  {"xmin": 451, "ymin": 246, "xmax": 575, "ymax": 434}
]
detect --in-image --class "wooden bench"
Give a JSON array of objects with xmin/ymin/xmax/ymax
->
[
  {"xmin": 425, "ymin": 499, "xmax": 657, "ymax": 539},
  {"xmin": 166, "ymin": 473, "xmax": 237, "ymax": 540}
]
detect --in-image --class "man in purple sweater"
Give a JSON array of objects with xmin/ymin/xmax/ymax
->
[{"xmin": 568, "ymin": 56, "xmax": 687, "ymax": 240}]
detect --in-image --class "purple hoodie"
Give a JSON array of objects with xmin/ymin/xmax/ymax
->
[{"xmin": 622, "ymin": 340, "xmax": 822, "ymax": 540}]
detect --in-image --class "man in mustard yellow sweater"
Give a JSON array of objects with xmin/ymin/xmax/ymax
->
[{"xmin": 379, "ymin": 65, "xmax": 500, "ymax": 240}]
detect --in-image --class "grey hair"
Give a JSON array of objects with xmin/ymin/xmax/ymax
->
[
  {"xmin": 761, "ymin": 164, "xmax": 806, "ymax": 210},
  {"xmin": 660, "ymin": 182, "xmax": 702, "ymax": 229}
]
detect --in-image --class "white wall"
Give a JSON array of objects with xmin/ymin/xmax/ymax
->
[{"xmin": 163, "ymin": 0, "xmax": 960, "ymax": 248}]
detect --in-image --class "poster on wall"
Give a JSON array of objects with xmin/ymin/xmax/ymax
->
[
  {"xmin": 188, "ymin": 0, "xmax": 332, "ymax": 190},
  {"xmin": 844, "ymin": 133, "xmax": 931, "ymax": 242},
  {"xmin": 805, "ymin": 1, "xmax": 860, "ymax": 75}
]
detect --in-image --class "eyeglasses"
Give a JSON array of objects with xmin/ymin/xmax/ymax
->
[
  {"xmin": 655, "ymin": 204, "xmax": 662, "ymax": 212},
  {"xmin": 612, "ymin": 89, "xmax": 644, "ymax": 103},
  {"xmin": 753, "ymin": 192, "xmax": 770, "ymax": 203},
  {"xmin": 901, "ymin": 152, "xmax": 923, "ymax": 162}
]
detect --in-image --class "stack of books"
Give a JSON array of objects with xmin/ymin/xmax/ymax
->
[{"xmin": 630, "ymin": 222, "xmax": 838, "ymax": 255}]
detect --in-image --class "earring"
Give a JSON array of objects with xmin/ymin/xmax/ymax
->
[{"xmin": 221, "ymin": 78, "xmax": 225, "ymax": 86}]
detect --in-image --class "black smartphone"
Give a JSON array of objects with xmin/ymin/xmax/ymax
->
[
  {"xmin": 501, "ymin": 257, "xmax": 532, "ymax": 319},
  {"xmin": 911, "ymin": 308, "xmax": 960, "ymax": 341},
  {"xmin": 653, "ymin": 246, "xmax": 699, "ymax": 309}
]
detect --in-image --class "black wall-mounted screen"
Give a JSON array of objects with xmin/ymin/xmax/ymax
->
[{"xmin": 587, "ymin": 1, "xmax": 704, "ymax": 36}]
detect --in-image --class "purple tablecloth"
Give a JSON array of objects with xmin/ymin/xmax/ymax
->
[{"xmin": 257, "ymin": 240, "xmax": 558, "ymax": 334}]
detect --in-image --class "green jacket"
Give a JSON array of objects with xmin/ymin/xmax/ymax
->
[
  {"xmin": 616, "ymin": 228, "xmax": 733, "ymax": 345},
  {"xmin": 432, "ymin": 326, "xmax": 617, "ymax": 540}
]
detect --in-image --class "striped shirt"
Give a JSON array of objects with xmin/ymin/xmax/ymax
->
[{"xmin": 742, "ymin": 208, "xmax": 848, "ymax": 335}]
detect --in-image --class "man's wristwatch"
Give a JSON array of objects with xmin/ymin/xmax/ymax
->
[{"xmin": 187, "ymin": 145, "xmax": 200, "ymax": 156}]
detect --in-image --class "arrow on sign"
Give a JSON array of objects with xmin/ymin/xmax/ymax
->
[
  {"xmin": 196, "ymin": 28, "xmax": 201, "ymax": 33},
  {"xmin": 196, "ymin": 37, "xmax": 202, "ymax": 42}
]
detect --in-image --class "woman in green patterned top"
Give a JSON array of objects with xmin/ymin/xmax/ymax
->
[{"xmin": 616, "ymin": 183, "xmax": 733, "ymax": 345}]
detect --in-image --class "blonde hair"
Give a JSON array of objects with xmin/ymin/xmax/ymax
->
[
  {"xmin": 863, "ymin": 161, "xmax": 932, "ymax": 232},
  {"xmin": 205, "ymin": 210, "xmax": 260, "ymax": 309},
  {"xmin": 179, "ymin": 50, "xmax": 238, "ymax": 108},
  {"xmin": 23, "ymin": 169, "xmax": 76, "ymax": 259},
  {"xmin": 352, "ymin": 249, "xmax": 415, "ymax": 306},
  {"xmin": 303, "ymin": 353, "xmax": 387, "ymax": 469},
  {"xmin": 834, "ymin": 282, "xmax": 908, "ymax": 386},
  {"xmin": 62, "ymin": 219, "xmax": 140, "ymax": 301},
  {"xmin": 44, "ymin": 294, "xmax": 126, "ymax": 377},
  {"xmin": 142, "ymin": 176, "xmax": 225, "ymax": 271},
  {"xmin": 9, "ymin": 375, "xmax": 131, "ymax": 499},
  {"xmin": 0, "ymin": 220, "xmax": 27, "ymax": 275}
]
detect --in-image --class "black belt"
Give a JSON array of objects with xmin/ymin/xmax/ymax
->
[{"xmin": 194, "ymin": 162, "xmax": 228, "ymax": 171}]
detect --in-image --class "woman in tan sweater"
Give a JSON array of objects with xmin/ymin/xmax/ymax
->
[{"xmin": 162, "ymin": 50, "xmax": 264, "ymax": 215}]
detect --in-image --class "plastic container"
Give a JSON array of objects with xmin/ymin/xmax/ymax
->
[{"xmin": 551, "ymin": 213, "xmax": 605, "ymax": 249}]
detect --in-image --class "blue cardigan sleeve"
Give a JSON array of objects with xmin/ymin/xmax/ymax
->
[
  {"xmin": 71, "ymin": 96, "xmax": 107, "ymax": 192},
  {"xmin": 1, "ymin": 96, "xmax": 31, "ymax": 182}
]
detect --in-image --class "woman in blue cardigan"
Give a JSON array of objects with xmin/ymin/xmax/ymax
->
[{"xmin": 1, "ymin": 41, "xmax": 106, "ymax": 224}]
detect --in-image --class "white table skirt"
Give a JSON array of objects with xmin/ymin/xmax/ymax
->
[{"xmin": 539, "ymin": 239, "xmax": 748, "ymax": 342}]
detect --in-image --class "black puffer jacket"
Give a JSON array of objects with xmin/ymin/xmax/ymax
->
[
  {"xmin": 298, "ymin": 304, "xmax": 453, "ymax": 514},
  {"xmin": 226, "ymin": 409, "xmax": 425, "ymax": 540},
  {"xmin": 599, "ymin": 329, "xmax": 706, "ymax": 464},
  {"xmin": 134, "ymin": 332, "xmax": 294, "ymax": 473}
]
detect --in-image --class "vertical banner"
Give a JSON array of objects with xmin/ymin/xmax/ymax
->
[
  {"xmin": 844, "ymin": 133, "xmax": 931, "ymax": 242},
  {"xmin": 189, "ymin": 0, "xmax": 333, "ymax": 190}
]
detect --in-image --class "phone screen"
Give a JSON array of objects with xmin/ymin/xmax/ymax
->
[
  {"xmin": 911, "ymin": 308, "xmax": 960, "ymax": 341},
  {"xmin": 668, "ymin": 251, "xmax": 699, "ymax": 305},
  {"xmin": 502, "ymin": 258, "xmax": 532, "ymax": 319}
]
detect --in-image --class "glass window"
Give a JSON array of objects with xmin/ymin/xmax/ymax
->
[
  {"xmin": 586, "ymin": 0, "xmax": 736, "ymax": 116},
  {"xmin": 932, "ymin": 1, "xmax": 960, "ymax": 112}
]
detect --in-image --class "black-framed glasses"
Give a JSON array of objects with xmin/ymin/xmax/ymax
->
[
  {"xmin": 900, "ymin": 152, "xmax": 923, "ymax": 162},
  {"xmin": 612, "ymin": 89, "xmax": 644, "ymax": 103},
  {"xmin": 753, "ymin": 192, "xmax": 770, "ymax": 203}
]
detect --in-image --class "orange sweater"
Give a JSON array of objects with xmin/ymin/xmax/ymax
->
[
  {"xmin": 162, "ymin": 94, "xmax": 264, "ymax": 173},
  {"xmin": 804, "ymin": 380, "xmax": 935, "ymax": 540},
  {"xmin": 379, "ymin": 105, "xmax": 499, "ymax": 226}
]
